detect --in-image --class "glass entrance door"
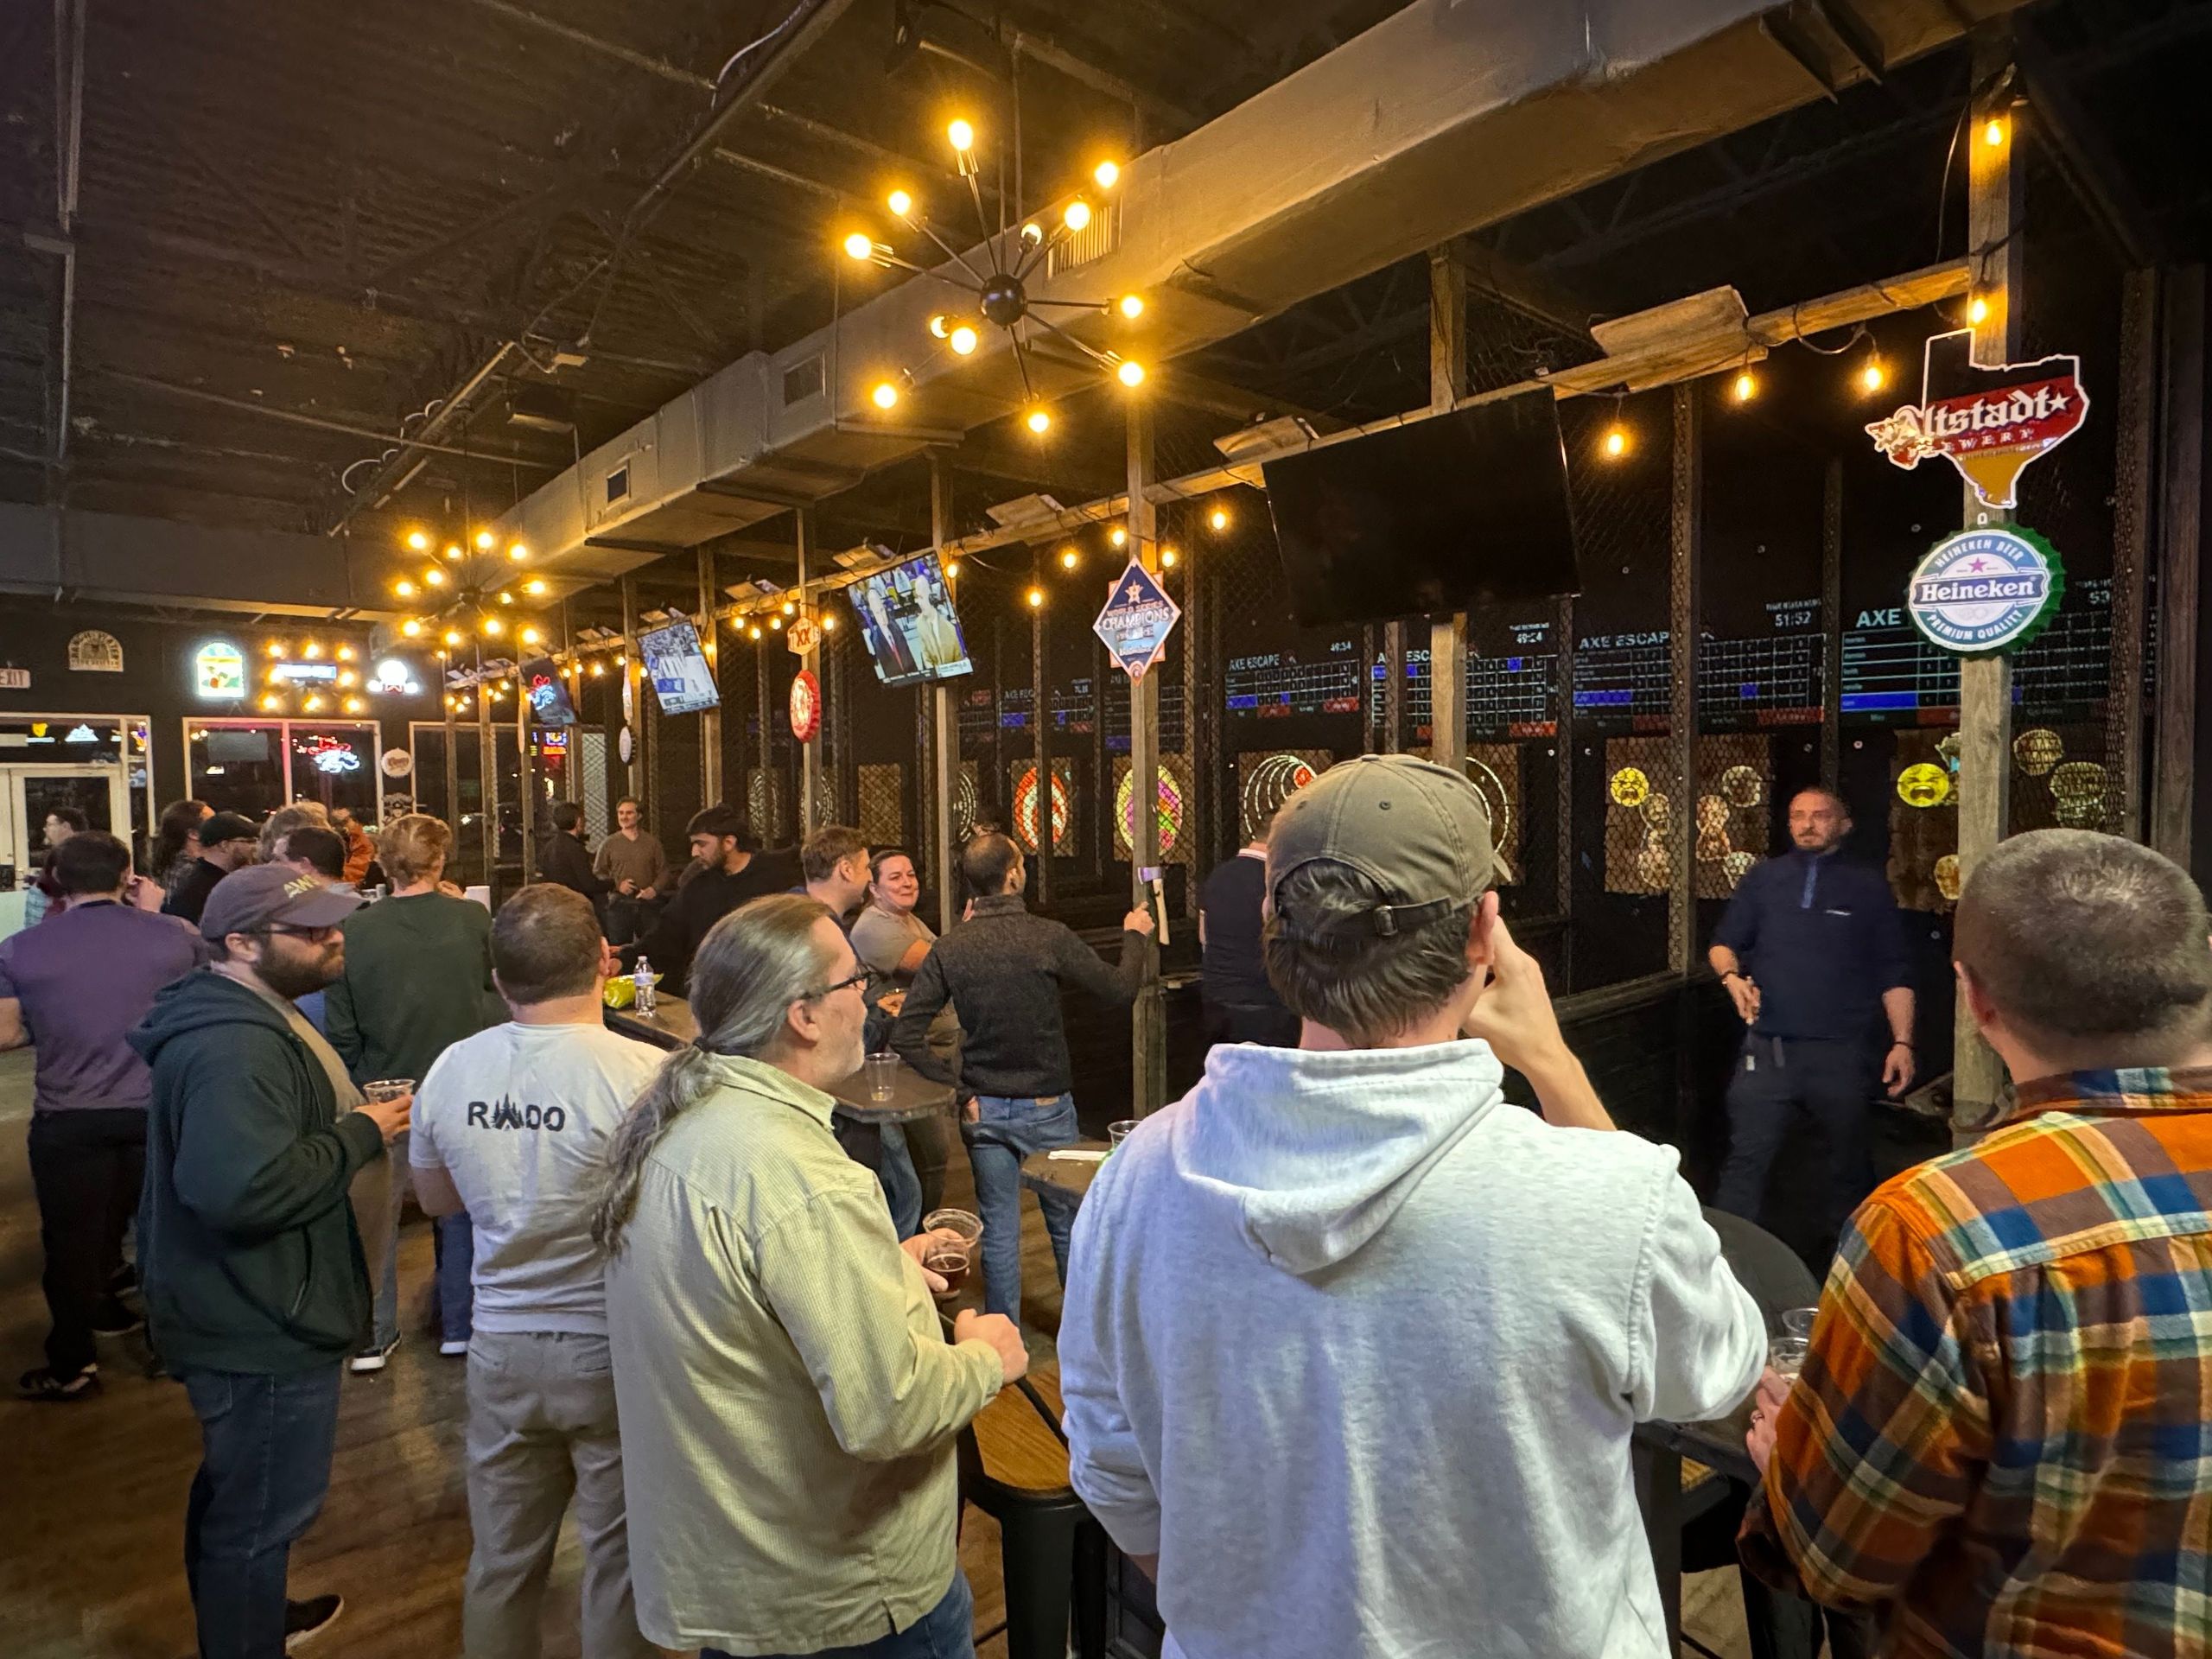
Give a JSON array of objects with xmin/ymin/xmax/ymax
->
[{"xmin": 0, "ymin": 765, "xmax": 130, "ymax": 925}]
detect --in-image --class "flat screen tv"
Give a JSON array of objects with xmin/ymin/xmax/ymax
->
[
  {"xmin": 1261, "ymin": 390, "xmax": 1580, "ymax": 627},
  {"xmin": 638, "ymin": 620, "xmax": 721, "ymax": 715},
  {"xmin": 848, "ymin": 550, "xmax": 973, "ymax": 689},
  {"xmin": 519, "ymin": 657, "xmax": 575, "ymax": 727}
]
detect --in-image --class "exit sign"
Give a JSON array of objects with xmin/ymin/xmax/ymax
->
[{"xmin": 0, "ymin": 668, "xmax": 28, "ymax": 690}]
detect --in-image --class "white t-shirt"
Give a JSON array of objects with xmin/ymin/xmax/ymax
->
[{"xmin": 410, "ymin": 1020, "xmax": 664, "ymax": 1334}]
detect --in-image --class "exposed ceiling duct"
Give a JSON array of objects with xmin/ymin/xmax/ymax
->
[{"xmin": 500, "ymin": 0, "xmax": 2024, "ymax": 580}]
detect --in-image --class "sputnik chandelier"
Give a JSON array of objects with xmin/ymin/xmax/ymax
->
[
  {"xmin": 842, "ymin": 119, "xmax": 1145, "ymax": 433},
  {"xmin": 389, "ymin": 526, "xmax": 550, "ymax": 662}
]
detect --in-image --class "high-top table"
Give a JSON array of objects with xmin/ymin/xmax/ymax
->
[{"xmin": 1019, "ymin": 1141, "xmax": 1110, "ymax": 1202}]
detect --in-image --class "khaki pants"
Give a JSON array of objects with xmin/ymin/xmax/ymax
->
[{"xmin": 463, "ymin": 1330, "xmax": 650, "ymax": 1659}]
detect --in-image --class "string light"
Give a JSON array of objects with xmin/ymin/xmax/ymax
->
[
  {"xmin": 590, "ymin": 662, "xmax": 605, "ymax": 677},
  {"xmin": 423, "ymin": 568, "xmax": 446, "ymax": 587},
  {"xmin": 474, "ymin": 529, "xmax": 495, "ymax": 551},
  {"xmin": 1116, "ymin": 359, "xmax": 1146, "ymax": 388},
  {"xmin": 1968, "ymin": 296, "xmax": 1990, "ymax": 325},
  {"xmin": 521, "ymin": 627, "xmax": 543, "ymax": 646},
  {"xmin": 1859, "ymin": 356, "xmax": 1888, "ymax": 394},
  {"xmin": 822, "ymin": 613, "xmax": 838, "ymax": 631},
  {"xmin": 842, "ymin": 232, "xmax": 874, "ymax": 262},
  {"xmin": 395, "ymin": 580, "xmax": 416, "ymax": 599},
  {"xmin": 1063, "ymin": 200, "xmax": 1092, "ymax": 232},
  {"xmin": 481, "ymin": 616, "xmax": 503, "ymax": 637},
  {"xmin": 748, "ymin": 625, "xmax": 763, "ymax": 639},
  {"xmin": 1208, "ymin": 506, "xmax": 1230, "ymax": 531},
  {"xmin": 871, "ymin": 381, "xmax": 899, "ymax": 410},
  {"xmin": 1983, "ymin": 116, "xmax": 2006, "ymax": 148},
  {"xmin": 782, "ymin": 600, "xmax": 797, "ymax": 615},
  {"xmin": 402, "ymin": 620, "xmax": 422, "ymax": 637},
  {"xmin": 1603, "ymin": 424, "xmax": 1630, "ymax": 460},
  {"xmin": 1732, "ymin": 369, "xmax": 1758, "ymax": 403},
  {"xmin": 944, "ymin": 559, "xmax": 959, "ymax": 579},
  {"xmin": 1161, "ymin": 548, "xmax": 1179, "ymax": 568},
  {"xmin": 524, "ymin": 578, "xmax": 546, "ymax": 594},
  {"xmin": 1109, "ymin": 526, "xmax": 1128, "ymax": 549},
  {"xmin": 887, "ymin": 188, "xmax": 913, "ymax": 217},
  {"xmin": 445, "ymin": 543, "xmax": 463, "ymax": 561},
  {"xmin": 1025, "ymin": 408, "xmax": 1052, "ymax": 435},
  {"xmin": 266, "ymin": 641, "xmax": 286, "ymax": 657},
  {"xmin": 508, "ymin": 542, "xmax": 529, "ymax": 563},
  {"xmin": 406, "ymin": 530, "xmax": 429, "ymax": 552},
  {"xmin": 1027, "ymin": 587, "xmax": 1045, "ymax": 608},
  {"xmin": 1117, "ymin": 294, "xmax": 1144, "ymax": 321},
  {"xmin": 1060, "ymin": 546, "xmax": 1080, "ymax": 570},
  {"xmin": 947, "ymin": 118, "xmax": 975, "ymax": 153},
  {"xmin": 1092, "ymin": 160, "xmax": 1120, "ymax": 189},
  {"xmin": 949, "ymin": 324, "xmax": 979, "ymax": 356},
  {"xmin": 336, "ymin": 645, "xmax": 353, "ymax": 662},
  {"xmin": 261, "ymin": 693, "xmax": 282, "ymax": 712},
  {"xmin": 769, "ymin": 616, "xmax": 784, "ymax": 630}
]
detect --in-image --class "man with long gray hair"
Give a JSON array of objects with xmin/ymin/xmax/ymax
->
[
  {"xmin": 594, "ymin": 893, "xmax": 1026, "ymax": 1659},
  {"xmin": 1743, "ymin": 830, "xmax": 2212, "ymax": 1654}
]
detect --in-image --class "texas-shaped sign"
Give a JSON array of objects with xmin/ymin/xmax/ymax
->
[{"xmin": 1865, "ymin": 327, "xmax": 2088, "ymax": 510}]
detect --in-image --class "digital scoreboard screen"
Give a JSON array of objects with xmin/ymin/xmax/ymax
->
[
  {"xmin": 1841, "ymin": 576, "xmax": 2113, "ymax": 722},
  {"xmin": 1224, "ymin": 642, "xmax": 1363, "ymax": 716}
]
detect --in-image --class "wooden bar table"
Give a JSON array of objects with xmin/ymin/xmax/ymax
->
[{"xmin": 1019, "ymin": 1141, "xmax": 1109, "ymax": 1204}]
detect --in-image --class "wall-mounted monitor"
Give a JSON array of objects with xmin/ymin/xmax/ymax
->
[
  {"xmin": 638, "ymin": 620, "xmax": 720, "ymax": 715},
  {"xmin": 1262, "ymin": 389, "xmax": 1580, "ymax": 627},
  {"xmin": 848, "ymin": 551, "xmax": 972, "ymax": 689},
  {"xmin": 519, "ymin": 657, "xmax": 575, "ymax": 726}
]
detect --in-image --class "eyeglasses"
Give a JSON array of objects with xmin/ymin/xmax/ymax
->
[
  {"xmin": 260, "ymin": 923, "xmax": 340, "ymax": 942},
  {"xmin": 813, "ymin": 966, "xmax": 878, "ymax": 1000}
]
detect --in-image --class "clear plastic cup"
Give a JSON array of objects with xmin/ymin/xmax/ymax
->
[
  {"xmin": 1781, "ymin": 1306, "xmax": 1817, "ymax": 1341},
  {"xmin": 921, "ymin": 1239, "xmax": 970, "ymax": 1294},
  {"xmin": 362, "ymin": 1078, "xmax": 414, "ymax": 1103},
  {"xmin": 1768, "ymin": 1336, "xmax": 1810, "ymax": 1380},
  {"xmin": 863, "ymin": 1052, "xmax": 899, "ymax": 1102},
  {"xmin": 1108, "ymin": 1118, "xmax": 1140, "ymax": 1151},
  {"xmin": 922, "ymin": 1208, "xmax": 982, "ymax": 1248}
]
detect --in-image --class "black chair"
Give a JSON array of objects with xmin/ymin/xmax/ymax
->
[{"xmin": 957, "ymin": 1371, "xmax": 1107, "ymax": 1659}]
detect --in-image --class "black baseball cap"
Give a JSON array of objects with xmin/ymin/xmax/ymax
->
[{"xmin": 199, "ymin": 811, "xmax": 259, "ymax": 848}]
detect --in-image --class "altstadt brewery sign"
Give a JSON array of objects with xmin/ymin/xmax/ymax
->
[{"xmin": 1865, "ymin": 327, "xmax": 2088, "ymax": 509}]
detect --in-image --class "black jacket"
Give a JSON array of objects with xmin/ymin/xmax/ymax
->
[
  {"xmin": 130, "ymin": 970, "xmax": 385, "ymax": 1374},
  {"xmin": 634, "ymin": 847, "xmax": 802, "ymax": 994},
  {"xmin": 161, "ymin": 856, "xmax": 226, "ymax": 926},
  {"xmin": 537, "ymin": 830, "xmax": 607, "ymax": 902},
  {"xmin": 889, "ymin": 893, "xmax": 1144, "ymax": 1098}
]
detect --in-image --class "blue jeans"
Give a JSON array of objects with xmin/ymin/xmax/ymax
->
[
  {"xmin": 705, "ymin": 1568, "xmax": 973, "ymax": 1659},
  {"xmin": 879, "ymin": 1123, "xmax": 923, "ymax": 1239},
  {"xmin": 372, "ymin": 1203, "xmax": 474, "ymax": 1349},
  {"xmin": 181, "ymin": 1365, "xmax": 344, "ymax": 1659},
  {"xmin": 963, "ymin": 1093, "xmax": 1079, "ymax": 1324}
]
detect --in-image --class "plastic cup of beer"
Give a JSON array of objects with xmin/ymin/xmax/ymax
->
[
  {"xmin": 1107, "ymin": 1119, "xmax": 1139, "ymax": 1152},
  {"xmin": 863, "ymin": 1052, "xmax": 899, "ymax": 1103},
  {"xmin": 922, "ymin": 1207, "xmax": 982, "ymax": 1249},
  {"xmin": 362, "ymin": 1078, "xmax": 414, "ymax": 1104},
  {"xmin": 1781, "ymin": 1306, "xmax": 1817, "ymax": 1341},
  {"xmin": 921, "ymin": 1238, "xmax": 971, "ymax": 1295},
  {"xmin": 1768, "ymin": 1336, "xmax": 1810, "ymax": 1381}
]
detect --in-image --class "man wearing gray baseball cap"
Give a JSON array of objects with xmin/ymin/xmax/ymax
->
[
  {"xmin": 130, "ymin": 863, "xmax": 414, "ymax": 1656},
  {"xmin": 1059, "ymin": 754, "xmax": 1764, "ymax": 1659}
]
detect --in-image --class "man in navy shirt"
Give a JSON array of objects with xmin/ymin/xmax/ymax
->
[{"xmin": 1707, "ymin": 786, "xmax": 1914, "ymax": 1253}]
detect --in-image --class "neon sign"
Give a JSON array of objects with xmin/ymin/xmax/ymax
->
[{"xmin": 296, "ymin": 735, "xmax": 362, "ymax": 774}]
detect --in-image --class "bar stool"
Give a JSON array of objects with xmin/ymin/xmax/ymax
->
[{"xmin": 959, "ymin": 1367, "xmax": 1107, "ymax": 1659}]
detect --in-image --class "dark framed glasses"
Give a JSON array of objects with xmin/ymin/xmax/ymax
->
[{"xmin": 814, "ymin": 965, "xmax": 878, "ymax": 999}]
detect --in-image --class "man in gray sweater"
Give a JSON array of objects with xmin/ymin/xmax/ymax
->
[{"xmin": 1059, "ymin": 755, "xmax": 1764, "ymax": 1659}]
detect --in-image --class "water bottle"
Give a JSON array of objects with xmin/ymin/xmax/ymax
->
[{"xmin": 633, "ymin": 955, "xmax": 658, "ymax": 1017}]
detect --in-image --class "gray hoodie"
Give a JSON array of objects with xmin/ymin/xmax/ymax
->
[{"xmin": 1059, "ymin": 1039, "xmax": 1764, "ymax": 1659}]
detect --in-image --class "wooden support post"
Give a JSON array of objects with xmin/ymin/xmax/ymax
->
[
  {"xmin": 797, "ymin": 510, "xmax": 823, "ymax": 831},
  {"xmin": 517, "ymin": 674, "xmax": 535, "ymax": 884},
  {"xmin": 1030, "ymin": 545, "xmax": 1050, "ymax": 909},
  {"xmin": 477, "ymin": 654, "xmax": 497, "ymax": 894},
  {"xmin": 1384, "ymin": 620, "xmax": 1406, "ymax": 752},
  {"xmin": 1820, "ymin": 458, "xmax": 1844, "ymax": 790},
  {"xmin": 1953, "ymin": 32, "xmax": 2024, "ymax": 1137},
  {"xmin": 931, "ymin": 456, "xmax": 958, "ymax": 934},
  {"xmin": 1429, "ymin": 245, "xmax": 1470, "ymax": 772},
  {"xmin": 698, "ymin": 547, "xmax": 722, "ymax": 808},
  {"xmin": 1669, "ymin": 384, "xmax": 1702, "ymax": 976},
  {"xmin": 755, "ymin": 633, "xmax": 772, "ymax": 840},
  {"xmin": 2152, "ymin": 268, "xmax": 2206, "ymax": 864},
  {"xmin": 620, "ymin": 577, "xmax": 645, "ymax": 803},
  {"xmin": 2108, "ymin": 270, "xmax": 2157, "ymax": 841},
  {"xmin": 1128, "ymin": 399, "xmax": 1166, "ymax": 1115},
  {"xmin": 442, "ymin": 671, "xmax": 460, "ymax": 836}
]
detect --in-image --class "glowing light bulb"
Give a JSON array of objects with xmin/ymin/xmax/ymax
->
[
  {"xmin": 1209, "ymin": 506, "xmax": 1230, "ymax": 531},
  {"xmin": 842, "ymin": 232, "xmax": 874, "ymax": 262},
  {"xmin": 823, "ymin": 613, "xmax": 837, "ymax": 631},
  {"xmin": 261, "ymin": 694, "xmax": 282, "ymax": 712},
  {"xmin": 337, "ymin": 645, "xmax": 353, "ymax": 661},
  {"xmin": 1063, "ymin": 199, "xmax": 1092, "ymax": 232},
  {"xmin": 887, "ymin": 188, "xmax": 913, "ymax": 217},
  {"xmin": 749, "ymin": 626, "xmax": 762, "ymax": 640},
  {"xmin": 344, "ymin": 696, "xmax": 364, "ymax": 714},
  {"xmin": 423, "ymin": 568, "xmax": 445, "ymax": 586},
  {"xmin": 521, "ymin": 627, "xmax": 542, "ymax": 646},
  {"xmin": 508, "ymin": 542, "xmax": 528, "ymax": 563},
  {"xmin": 782, "ymin": 600, "xmax": 797, "ymax": 615},
  {"xmin": 1969, "ymin": 296, "xmax": 1990, "ymax": 325},
  {"xmin": 1020, "ymin": 221, "xmax": 1043, "ymax": 246},
  {"xmin": 1117, "ymin": 294, "xmax": 1144, "ymax": 321},
  {"xmin": 1109, "ymin": 526, "xmax": 1128, "ymax": 549},
  {"xmin": 947, "ymin": 118, "xmax": 975, "ymax": 153},
  {"xmin": 1604, "ymin": 426, "xmax": 1629, "ymax": 459},
  {"xmin": 1860, "ymin": 358, "xmax": 1887, "ymax": 393},
  {"xmin": 1983, "ymin": 117, "xmax": 2005, "ymax": 148},
  {"xmin": 498, "ymin": 590, "xmax": 514, "ymax": 606},
  {"xmin": 769, "ymin": 616, "xmax": 783, "ymax": 631},
  {"xmin": 590, "ymin": 661, "xmax": 604, "ymax": 677},
  {"xmin": 406, "ymin": 529, "xmax": 429, "ymax": 552},
  {"xmin": 337, "ymin": 670, "xmax": 357, "ymax": 688},
  {"xmin": 871, "ymin": 381, "xmax": 899, "ymax": 410},
  {"xmin": 1161, "ymin": 548, "xmax": 1179, "ymax": 568},
  {"xmin": 1060, "ymin": 547, "xmax": 1080, "ymax": 569},
  {"xmin": 949, "ymin": 324, "xmax": 979, "ymax": 356},
  {"xmin": 928, "ymin": 314, "xmax": 950, "ymax": 339},
  {"xmin": 444, "ymin": 543, "xmax": 462, "ymax": 561},
  {"xmin": 524, "ymin": 578, "xmax": 546, "ymax": 594},
  {"xmin": 482, "ymin": 616, "xmax": 502, "ymax": 637},
  {"xmin": 444, "ymin": 628, "xmax": 463, "ymax": 646},
  {"xmin": 267, "ymin": 642, "xmax": 286, "ymax": 658},
  {"xmin": 1116, "ymin": 359, "xmax": 1145, "ymax": 388},
  {"xmin": 475, "ymin": 529, "xmax": 494, "ymax": 550},
  {"xmin": 394, "ymin": 580, "xmax": 416, "ymax": 599},
  {"xmin": 1027, "ymin": 587, "xmax": 1045, "ymax": 608},
  {"xmin": 944, "ymin": 560, "xmax": 959, "ymax": 579},
  {"xmin": 402, "ymin": 620, "xmax": 422, "ymax": 637},
  {"xmin": 1093, "ymin": 160, "xmax": 1120, "ymax": 190},
  {"xmin": 303, "ymin": 695, "xmax": 323, "ymax": 713},
  {"xmin": 1026, "ymin": 407, "xmax": 1051, "ymax": 435},
  {"xmin": 1732, "ymin": 370, "xmax": 1758, "ymax": 403}
]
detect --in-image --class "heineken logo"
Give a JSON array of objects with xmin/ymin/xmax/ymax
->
[{"xmin": 1904, "ymin": 527, "xmax": 2064, "ymax": 656}]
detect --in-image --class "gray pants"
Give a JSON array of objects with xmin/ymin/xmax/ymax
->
[{"xmin": 463, "ymin": 1330, "xmax": 650, "ymax": 1659}]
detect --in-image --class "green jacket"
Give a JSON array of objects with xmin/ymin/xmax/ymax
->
[
  {"xmin": 323, "ymin": 890, "xmax": 502, "ymax": 1085},
  {"xmin": 130, "ymin": 970, "xmax": 386, "ymax": 1374}
]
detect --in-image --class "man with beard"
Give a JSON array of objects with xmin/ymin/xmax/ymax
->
[
  {"xmin": 131, "ymin": 865, "xmax": 413, "ymax": 1656},
  {"xmin": 1708, "ymin": 785, "xmax": 1915, "ymax": 1258}
]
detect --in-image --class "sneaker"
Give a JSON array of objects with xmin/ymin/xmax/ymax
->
[
  {"xmin": 437, "ymin": 1339, "xmax": 469, "ymax": 1357},
  {"xmin": 347, "ymin": 1339, "xmax": 398, "ymax": 1375},
  {"xmin": 283, "ymin": 1593, "xmax": 343, "ymax": 1651},
  {"xmin": 89, "ymin": 1298, "xmax": 144, "ymax": 1338},
  {"xmin": 18, "ymin": 1364, "xmax": 100, "ymax": 1402}
]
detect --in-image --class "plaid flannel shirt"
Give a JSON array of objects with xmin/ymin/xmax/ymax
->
[{"xmin": 1740, "ymin": 1066, "xmax": 2212, "ymax": 1658}]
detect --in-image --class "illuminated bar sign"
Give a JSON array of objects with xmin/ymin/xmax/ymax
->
[{"xmin": 194, "ymin": 642, "xmax": 245, "ymax": 697}]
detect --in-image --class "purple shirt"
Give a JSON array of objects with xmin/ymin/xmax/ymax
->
[{"xmin": 0, "ymin": 900, "xmax": 207, "ymax": 1113}]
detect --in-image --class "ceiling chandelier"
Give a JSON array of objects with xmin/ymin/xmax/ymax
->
[
  {"xmin": 389, "ymin": 526, "xmax": 549, "ymax": 663},
  {"xmin": 842, "ymin": 120, "xmax": 1146, "ymax": 434}
]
